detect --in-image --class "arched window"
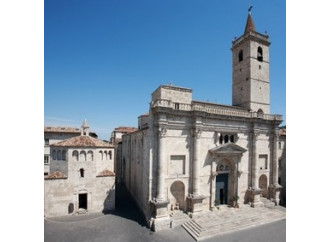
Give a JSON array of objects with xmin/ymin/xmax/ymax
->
[
  {"xmin": 238, "ymin": 49, "xmax": 243, "ymax": 62},
  {"xmin": 52, "ymin": 150, "xmax": 57, "ymax": 160},
  {"xmin": 80, "ymin": 168, "xmax": 84, "ymax": 178},
  {"xmin": 80, "ymin": 151, "xmax": 86, "ymax": 162},
  {"xmin": 62, "ymin": 150, "xmax": 66, "ymax": 161},
  {"xmin": 87, "ymin": 151, "xmax": 93, "ymax": 161},
  {"xmin": 224, "ymin": 135, "xmax": 229, "ymax": 143},
  {"xmin": 99, "ymin": 151, "xmax": 103, "ymax": 160},
  {"xmin": 257, "ymin": 47, "xmax": 263, "ymax": 62},
  {"xmin": 257, "ymin": 109, "xmax": 264, "ymax": 118},
  {"xmin": 72, "ymin": 150, "xmax": 78, "ymax": 161},
  {"xmin": 104, "ymin": 151, "xmax": 108, "ymax": 160},
  {"xmin": 57, "ymin": 150, "xmax": 61, "ymax": 160},
  {"xmin": 230, "ymin": 135, "xmax": 234, "ymax": 143},
  {"xmin": 219, "ymin": 134, "xmax": 223, "ymax": 144},
  {"xmin": 109, "ymin": 151, "xmax": 112, "ymax": 160}
]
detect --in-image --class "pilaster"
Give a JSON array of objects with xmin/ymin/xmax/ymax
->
[
  {"xmin": 156, "ymin": 127, "xmax": 167, "ymax": 201},
  {"xmin": 187, "ymin": 124, "xmax": 205, "ymax": 214},
  {"xmin": 249, "ymin": 130, "xmax": 263, "ymax": 207},
  {"xmin": 269, "ymin": 130, "xmax": 282, "ymax": 205}
]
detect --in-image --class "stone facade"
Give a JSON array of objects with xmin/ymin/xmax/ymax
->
[
  {"xmin": 117, "ymin": 12, "xmax": 285, "ymax": 231},
  {"xmin": 44, "ymin": 121, "xmax": 115, "ymax": 217}
]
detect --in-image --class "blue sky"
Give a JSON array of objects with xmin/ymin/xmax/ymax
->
[{"xmin": 44, "ymin": 0, "xmax": 286, "ymax": 140}]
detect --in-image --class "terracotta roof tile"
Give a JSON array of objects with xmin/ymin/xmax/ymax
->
[
  {"xmin": 51, "ymin": 135, "xmax": 114, "ymax": 148},
  {"xmin": 44, "ymin": 126, "xmax": 98, "ymax": 137},
  {"xmin": 114, "ymin": 127, "xmax": 138, "ymax": 133},
  {"xmin": 45, "ymin": 171, "xmax": 67, "ymax": 179},
  {"xmin": 44, "ymin": 126, "xmax": 81, "ymax": 133},
  {"xmin": 97, "ymin": 169, "xmax": 115, "ymax": 177}
]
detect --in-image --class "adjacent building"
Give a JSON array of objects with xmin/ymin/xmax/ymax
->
[
  {"xmin": 110, "ymin": 126, "xmax": 138, "ymax": 145},
  {"xmin": 117, "ymin": 11, "xmax": 285, "ymax": 231},
  {"xmin": 44, "ymin": 120, "xmax": 115, "ymax": 217},
  {"xmin": 44, "ymin": 124, "xmax": 97, "ymax": 176}
]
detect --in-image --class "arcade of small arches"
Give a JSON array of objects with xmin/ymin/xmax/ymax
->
[
  {"xmin": 51, "ymin": 150, "xmax": 67, "ymax": 161},
  {"xmin": 51, "ymin": 149, "xmax": 112, "ymax": 162},
  {"xmin": 219, "ymin": 134, "xmax": 237, "ymax": 144}
]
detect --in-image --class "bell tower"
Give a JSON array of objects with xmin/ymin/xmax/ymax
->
[{"xmin": 232, "ymin": 8, "xmax": 271, "ymax": 114}]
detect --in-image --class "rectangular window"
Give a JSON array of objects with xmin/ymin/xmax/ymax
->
[
  {"xmin": 258, "ymin": 154, "xmax": 268, "ymax": 170},
  {"xmin": 44, "ymin": 138, "xmax": 49, "ymax": 145},
  {"xmin": 44, "ymin": 155, "xmax": 49, "ymax": 164},
  {"xmin": 168, "ymin": 155, "xmax": 185, "ymax": 175}
]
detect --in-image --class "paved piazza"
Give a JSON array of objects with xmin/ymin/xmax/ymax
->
[
  {"xmin": 44, "ymin": 211, "xmax": 285, "ymax": 242},
  {"xmin": 45, "ymin": 186, "xmax": 286, "ymax": 242}
]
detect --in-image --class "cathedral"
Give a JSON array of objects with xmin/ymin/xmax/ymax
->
[{"xmin": 117, "ymin": 11, "xmax": 284, "ymax": 231}]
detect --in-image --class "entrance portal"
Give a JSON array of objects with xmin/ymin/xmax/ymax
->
[
  {"xmin": 79, "ymin": 193, "xmax": 87, "ymax": 209},
  {"xmin": 216, "ymin": 173, "xmax": 228, "ymax": 205}
]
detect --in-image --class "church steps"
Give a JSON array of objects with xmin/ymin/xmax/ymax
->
[{"xmin": 182, "ymin": 207, "xmax": 286, "ymax": 241}]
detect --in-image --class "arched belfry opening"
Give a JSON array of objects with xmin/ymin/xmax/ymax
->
[
  {"xmin": 257, "ymin": 46, "xmax": 263, "ymax": 62},
  {"xmin": 257, "ymin": 109, "xmax": 264, "ymax": 118},
  {"xmin": 238, "ymin": 49, "xmax": 243, "ymax": 62}
]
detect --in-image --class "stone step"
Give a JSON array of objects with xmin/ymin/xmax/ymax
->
[
  {"xmin": 184, "ymin": 220, "xmax": 202, "ymax": 234},
  {"xmin": 182, "ymin": 206, "xmax": 286, "ymax": 241},
  {"xmin": 260, "ymin": 198, "xmax": 275, "ymax": 208},
  {"xmin": 182, "ymin": 222, "xmax": 200, "ymax": 240},
  {"xmin": 195, "ymin": 217, "xmax": 285, "ymax": 241},
  {"xmin": 182, "ymin": 210, "xmax": 286, "ymax": 241}
]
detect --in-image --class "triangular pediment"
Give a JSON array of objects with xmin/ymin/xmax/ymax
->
[{"xmin": 209, "ymin": 143, "xmax": 247, "ymax": 155}]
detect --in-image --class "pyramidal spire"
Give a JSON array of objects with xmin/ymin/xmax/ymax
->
[
  {"xmin": 244, "ymin": 6, "xmax": 256, "ymax": 34},
  {"xmin": 81, "ymin": 119, "xmax": 90, "ymax": 136},
  {"xmin": 82, "ymin": 119, "xmax": 89, "ymax": 128}
]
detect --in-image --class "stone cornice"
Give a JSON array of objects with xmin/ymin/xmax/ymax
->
[
  {"xmin": 151, "ymin": 98, "xmax": 282, "ymax": 123},
  {"xmin": 232, "ymin": 30, "xmax": 270, "ymax": 48},
  {"xmin": 151, "ymin": 85, "xmax": 192, "ymax": 97}
]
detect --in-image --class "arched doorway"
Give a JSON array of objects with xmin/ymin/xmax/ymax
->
[
  {"xmin": 259, "ymin": 174, "xmax": 268, "ymax": 197},
  {"xmin": 170, "ymin": 181, "xmax": 185, "ymax": 210},
  {"xmin": 215, "ymin": 161, "xmax": 232, "ymax": 205}
]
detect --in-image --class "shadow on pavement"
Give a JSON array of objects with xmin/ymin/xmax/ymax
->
[{"xmin": 104, "ymin": 182, "xmax": 148, "ymax": 228}]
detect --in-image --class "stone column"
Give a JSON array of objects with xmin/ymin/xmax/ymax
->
[
  {"xmin": 156, "ymin": 127, "xmax": 166, "ymax": 201},
  {"xmin": 193, "ymin": 128, "xmax": 202, "ymax": 196}
]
